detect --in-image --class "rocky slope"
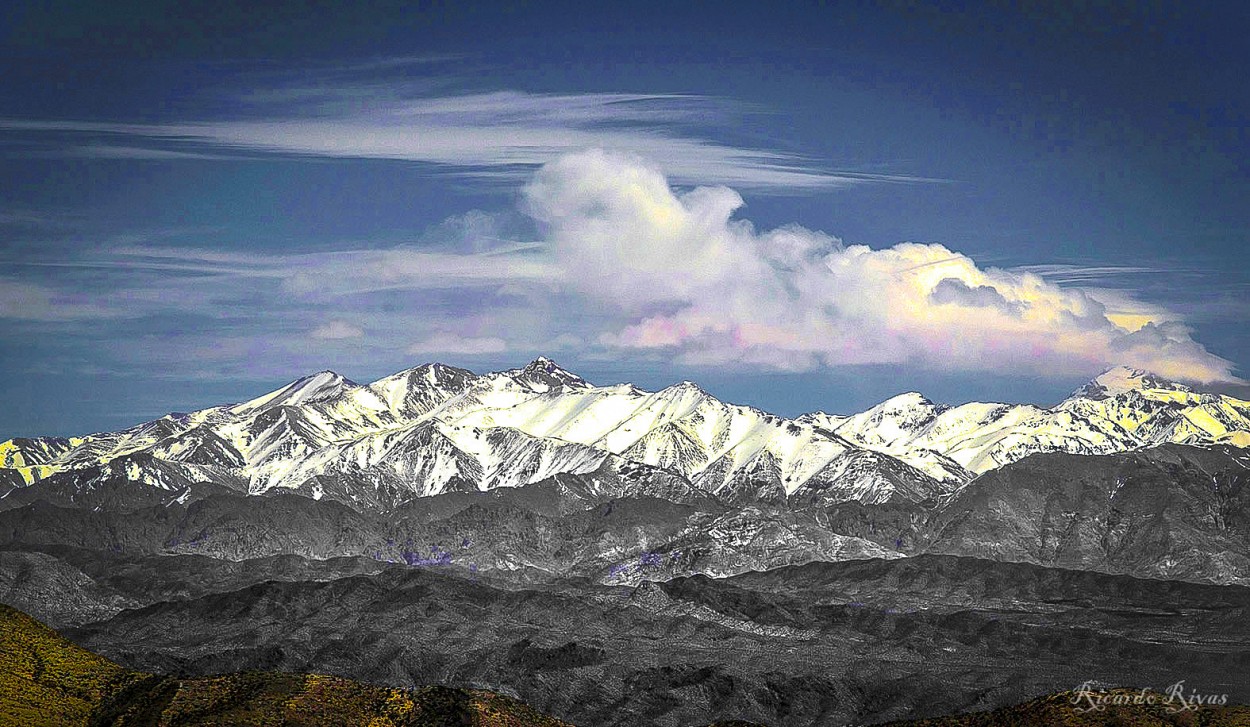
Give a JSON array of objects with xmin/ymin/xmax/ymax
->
[
  {"xmin": 2, "ymin": 444, "xmax": 1247, "ymax": 586},
  {"xmin": 924, "ymin": 444, "xmax": 1250, "ymax": 584}
]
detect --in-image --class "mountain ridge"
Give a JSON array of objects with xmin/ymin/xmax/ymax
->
[
  {"xmin": 4, "ymin": 361, "xmax": 1249, "ymax": 726},
  {"xmin": 2, "ymin": 360, "xmax": 1248, "ymax": 512}
]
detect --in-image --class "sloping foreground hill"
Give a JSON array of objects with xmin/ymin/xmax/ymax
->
[
  {"xmin": 0, "ymin": 603, "xmax": 143, "ymax": 725},
  {"xmin": 54, "ymin": 555, "xmax": 1250, "ymax": 726},
  {"xmin": 0, "ymin": 602, "xmax": 572, "ymax": 726},
  {"xmin": 4, "ymin": 601, "xmax": 1249, "ymax": 727},
  {"xmin": 881, "ymin": 688, "xmax": 1250, "ymax": 726}
]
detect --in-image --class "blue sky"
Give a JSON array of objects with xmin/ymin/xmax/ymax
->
[{"xmin": 2, "ymin": 1, "xmax": 1248, "ymax": 438}]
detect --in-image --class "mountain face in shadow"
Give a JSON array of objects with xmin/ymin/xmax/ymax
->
[{"xmin": 924, "ymin": 445, "xmax": 1250, "ymax": 583}]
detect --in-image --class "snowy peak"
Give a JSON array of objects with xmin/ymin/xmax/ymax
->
[
  {"xmin": 1070, "ymin": 366, "xmax": 1192, "ymax": 401},
  {"xmin": 877, "ymin": 392, "xmax": 939, "ymax": 414},
  {"xmin": 415, "ymin": 362, "xmax": 479, "ymax": 390},
  {"xmin": 4, "ymin": 356, "xmax": 1249, "ymax": 510},
  {"xmin": 836, "ymin": 392, "xmax": 944, "ymax": 447},
  {"xmin": 657, "ymin": 380, "xmax": 714, "ymax": 402},
  {"xmin": 369, "ymin": 362, "xmax": 480, "ymax": 417},
  {"xmin": 508, "ymin": 357, "xmax": 591, "ymax": 392},
  {"xmin": 233, "ymin": 370, "xmax": 359, "ymax": 413}
]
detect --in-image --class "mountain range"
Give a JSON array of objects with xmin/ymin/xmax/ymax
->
[
  {"xmin": 2, "ymin": 360, "xmax": 1248, "ymax": 725},
  {"xmin": 3, "ymin": 359, "xmax": 1247, "ymax": 511}
]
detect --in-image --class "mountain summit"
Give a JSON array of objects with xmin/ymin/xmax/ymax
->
[
  {"xmin": 232, "ymin": 370, "xmax": 361, "ymax": 414},
  {"xmin": 1069, "ymin": 365, "xmax": 1193, "ymax": 400},
  {"xmin": 510, "ymin": 356, "xmax": 591, "ymax": 392}
]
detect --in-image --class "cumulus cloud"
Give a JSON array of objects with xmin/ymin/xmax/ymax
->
[
  {"xmin": 408, "ymin": 332, "xmax": 507, "ymax": 356},
  {"xmin": 1, "ymin": 148, "xmax": 1239, "ymax": 386},
  {"xmin": 522, "ymin": 149, "xmax": 1241, "ymax": 384},
  {"xmin": 929, "ymin": 278, "xmax": 1024, "ymax": 316}
]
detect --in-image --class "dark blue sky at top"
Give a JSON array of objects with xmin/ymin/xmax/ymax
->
[{"xmin": 1, "ymin": 1, "xmax": 1247, "ymax": 438}]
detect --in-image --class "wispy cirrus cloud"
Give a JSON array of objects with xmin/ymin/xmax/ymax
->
[
  {"xmin": 0, "ymin": 234, "xmax": 554, "ymax": 335},
  {"xmin": 0, "ymin": 88, "xmax": 944, "ymax": 191},
  {"xmin": 67, "ymin": 144, "xmax": 242, "ymax": 161},
  {"xmin": 1011, "ymin": 263, "xmax": 1171, "ymax": 284},
  {"xmin": 108, "ymin": 242, "xmax": 558, "ymax": 295},
  {"xmin": 1013, "ymin": 262, "xmax": 1248, "ymax": 330}
]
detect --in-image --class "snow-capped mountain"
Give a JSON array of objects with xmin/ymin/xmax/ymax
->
[
  {"xmin": 805, "ymin": 366, "xmax": 1250, "ymax": 477},
  {"xmin": 1, "ymin": 361, "xmax": 1247, "ymax": 510}
]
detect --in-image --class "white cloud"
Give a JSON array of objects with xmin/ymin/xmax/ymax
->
[
  {"xmin": 103, "ymin": 243, "xmax": 557, "ymax": 296},
  {"xmin": 408, "ymin": 332, "xmax": 507, "ymax": 356},
  {"xmin": 69, "ymin": 145, "xmax": 237, "ymax": 161},
  {"xmin": 310, "ymin": 320, "xmax": 364, "ymax": 340},
  {"xmin": 523, "ymin": 149, "xmax": 1242, "ymax": 384},
  {"xmin": 1, "ymin": 148, "xmax": 1239, "ymax": 386},
  {"xmin": 1011, "ymin": 263, "xmax": 1168, "ymax": 284},
  {"xmin": 0, "ymin": 90, "xmax": 943, "ymax": 191}
]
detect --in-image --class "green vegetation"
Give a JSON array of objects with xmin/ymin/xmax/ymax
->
[
  {"xmin": 0, "ymin": 603, "xmax": 573, "ymax": 726},
  {"xmin": 0, "ymin": 603, "xmax": 147, "ymax": 725}
]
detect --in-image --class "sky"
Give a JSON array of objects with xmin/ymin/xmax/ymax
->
[{"xmin": 1, "ymin": 1, "xmax": 1248, "ymax": 439}]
